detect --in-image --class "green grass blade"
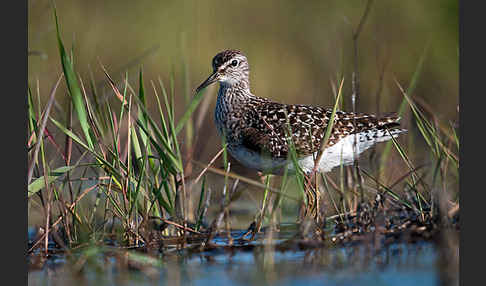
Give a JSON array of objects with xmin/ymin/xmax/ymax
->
[
  {"xmin": 53, "ymin": 7, "xmax": 94, "ymax": 149},
  {"xmin": 379, "ymin": 44, "xmax": 429, "ymax": 171},
  {"xmin": 137, "ymin": 69, "xmax": 149, "ymax": 147},
  {"xmin": 131, "ymin": 126, "xmax": 143, "ymax": 166},
  {"xmin": 194, "ymin": 176, "xmax": 207, "ymax": 231},
  {"xmin": 152, "ymin": 81, "xmax": 170, "ymax": 141},
  {"xmin": 153, "ymin": 180, "xmax": 173, "ymax": 216},
  {"xmin": 129, "ymin": 148, "xmax": 147, "ymax": 216},
  {"xmin": 175, "ymin": 89, "xmax": 206, "ymax": 135},
  {"xmin": 314, "ymin": 77, "xmax": 344, "ymax": 169},
  {"xmin": 51, "ymin": 117, "xmax": 92, "ymax": 152},
  {"xmin": 28, "ymin": 166, "xmax": 76, "ymax": 197}
]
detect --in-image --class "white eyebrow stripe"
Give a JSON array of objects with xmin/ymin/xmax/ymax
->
[{"xmin": 217, "ymin": 55, "xmax": 247, "ymax": 71}]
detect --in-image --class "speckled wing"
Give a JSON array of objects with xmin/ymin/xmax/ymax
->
[{"xmin": 240, "ymin": 101, "xmax": 401, "ymax": 159}]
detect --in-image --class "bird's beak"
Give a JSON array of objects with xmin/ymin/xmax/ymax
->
[{"xmin": 196, "ymin": 71, "xmax": 219, "ymax": 94}]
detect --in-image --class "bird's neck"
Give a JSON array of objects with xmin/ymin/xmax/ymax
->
[
  {"xmin": 215, "ymin": 80, "xmax": 257, "ymax": 137},
  {"xmin": 216, "ymin": 80, "xmax": 254, "ymax": 111}
]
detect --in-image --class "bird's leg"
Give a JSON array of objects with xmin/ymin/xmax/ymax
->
[
  {"xmin": 302, "ymin": 173, "xmax": 318, "ymax": 221},
  {"xmin": 245, "ymin": 172, "xmax": 271, "ymax": 240}
]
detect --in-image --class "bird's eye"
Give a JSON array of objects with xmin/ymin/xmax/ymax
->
[{"xmin": 231, "ymin": 60, "xmax": 238, "ymax": 67}]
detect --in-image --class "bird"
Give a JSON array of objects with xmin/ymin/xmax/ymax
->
[{"xmin": 195, "ymin": 49, "xmax": 406, "ymax": 177}]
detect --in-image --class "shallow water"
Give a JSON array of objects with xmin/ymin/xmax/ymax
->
[
  {"xmin": 28, "ymin": 227, "xmax": 440, "ymax": 286},
  {"xmin": 182, "ymin": 242, "xmax": 437, "ymax": 286}
]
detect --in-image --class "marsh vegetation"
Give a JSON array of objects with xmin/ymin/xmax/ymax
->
[{"xmin": 28, "ymin": 1, "xmax": 458, "ymax": 285}]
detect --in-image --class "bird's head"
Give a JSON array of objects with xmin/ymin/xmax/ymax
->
[{"xmin": 196, "ymin": 49, "xmax": 250, "ymax": 93}]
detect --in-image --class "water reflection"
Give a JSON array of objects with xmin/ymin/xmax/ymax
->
[{"xmin": 28, "ymin": 228, "xmax": 439, "ymax": 286}]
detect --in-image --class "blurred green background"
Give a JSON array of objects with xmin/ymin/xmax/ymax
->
[
  {"xmin": 28, "ymin": 0, "xmax": 458, "ymax": 226},
  {"xmin": 28, "ymin": 0, "xmax": 458, "ymax": 115}
]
